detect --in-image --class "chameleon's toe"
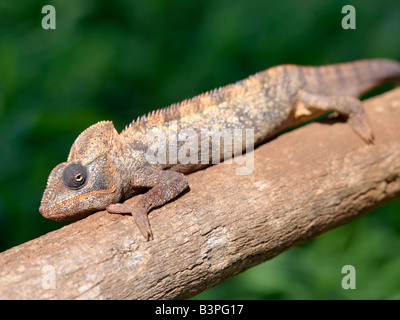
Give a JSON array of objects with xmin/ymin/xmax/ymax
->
[
  {"xmin": 131, "ymin": 209, "xmax": 153, "ymax": 241},
  {"xmin": 347, "ymin": 113, "xmax": 375, "ymax": 145},
  {"xmin": 106, "ymin": 202, "xmax": 153, "ymax": 240},
  {"xmin": 106, "ymin": 203, "xmax": 127, "ymax": 214}
]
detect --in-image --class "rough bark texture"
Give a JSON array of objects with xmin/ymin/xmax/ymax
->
[{"xmin": 1, "ymin": 88, "xmax": 400, "ymax": 300}]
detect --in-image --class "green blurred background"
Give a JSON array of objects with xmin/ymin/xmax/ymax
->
[{"xmin": 0, "ymin": 0, "xmax": 399, "ymax": 299}]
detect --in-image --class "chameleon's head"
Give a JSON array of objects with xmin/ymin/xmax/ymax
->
[{"xmin": 39, "ymin": 121, "xmax": 124, "ymax": 221}]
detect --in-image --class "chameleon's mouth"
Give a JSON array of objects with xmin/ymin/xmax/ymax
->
[
  {"xmin": 39, "ymin": 197, "xmax": 90, "ymax": 221},
  {"xmin": 39, "ymin": 198, "xmax": 99, "ymax": 221},
  {"xmin": 39, "ymin": 202, "xmax": 57, "ymax": 220},
  {"xmin": 39, "ymin": 206, "xmax": 69, "ymax": 221}
]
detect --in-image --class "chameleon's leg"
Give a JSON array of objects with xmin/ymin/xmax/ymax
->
[
  {"xmin": 297, "ymin": 90, "xmax": 374, "ymax": 144},
  {"xmin": 107, "ymin": 169, "xmax": 189, "ymax": 240}
]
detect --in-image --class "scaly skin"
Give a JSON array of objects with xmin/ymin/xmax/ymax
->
[{"xmin": 40, "ymin": 59, "xmax": 400, "ymax": 240}]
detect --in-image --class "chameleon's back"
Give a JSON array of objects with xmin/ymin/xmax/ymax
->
[
  {"xmin": 121, "ymin": 68, "xmax": 296, "ymax": 172},
  {"xmin": 121, "ymin": 59, "xmax": 400, "ymax": 172}
]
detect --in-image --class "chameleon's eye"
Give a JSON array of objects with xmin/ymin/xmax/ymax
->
[{"xmin": 62, "ymin": 163, "xmax": 88, "ymax": 190}]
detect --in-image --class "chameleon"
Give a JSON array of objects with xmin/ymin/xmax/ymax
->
[{"xmin": 40, "ymin": 59, "xmax": 400, "ymax": 240}]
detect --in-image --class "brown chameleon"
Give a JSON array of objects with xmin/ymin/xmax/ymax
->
[{"xmin": 40, "ymin": 59, "xmax": 400, "ymax": 240}]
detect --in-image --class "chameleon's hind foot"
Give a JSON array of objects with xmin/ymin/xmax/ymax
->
[
  {"xmin": 347, "ymin": 113, "xmax": 375, "ymax": 144},
  {"xmin": 298, "ymin": 90, "xmax": 375, "ymax": 145}
]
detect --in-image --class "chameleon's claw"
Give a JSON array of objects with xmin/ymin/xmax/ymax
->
[{"xmin": 365, "ymin": 133, "xmax": 375, "ymax": 145}]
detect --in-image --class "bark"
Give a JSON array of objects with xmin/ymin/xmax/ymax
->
[{"xmin": 1, "ymin": 88, "xmax": 400, "ymax": 300}]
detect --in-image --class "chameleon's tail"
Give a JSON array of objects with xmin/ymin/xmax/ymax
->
[
  {"xmin": 347, "ymin": 59, "xmax": 400, "ymax": 97},
  {"xmin": 305, "ymin": 59, "xmax": 400, "ymax": 98}
]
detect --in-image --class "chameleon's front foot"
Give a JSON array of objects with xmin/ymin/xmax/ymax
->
[
  {"xmin": 107, "ymin": 198, "xmax": 154, "ymax": 241},
  {"xmin": 106, "ymin": 170, "xmax": 189, "ymax": 241}
]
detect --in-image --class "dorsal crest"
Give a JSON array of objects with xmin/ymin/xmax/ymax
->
[{"xmin": 121, "ymin": 84, "xmax": 231, "ymax": 136}]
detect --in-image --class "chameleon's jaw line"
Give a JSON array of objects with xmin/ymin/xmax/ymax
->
[
  {"xmin": 39, "ymin": 199, "xmax": 95, "ymax": 221},
  {"xmin": 39, "ymin": 192, "xmax": 59, "ymax": 220},
  {"xmin": 39, "ymin": 206, "xmax": 62, "ymax": 221},
  {"xmin": 39, "ymin": 198, "xmax": 71, "ymax": 221},
  {"xmin": 39, "ymin": 197, "xmax": 70, "ymax": 221}
]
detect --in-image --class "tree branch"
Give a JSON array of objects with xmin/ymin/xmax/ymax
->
[{"xmin": 1, "ymin": 88, "xmax": 400, "ymax": 299}]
